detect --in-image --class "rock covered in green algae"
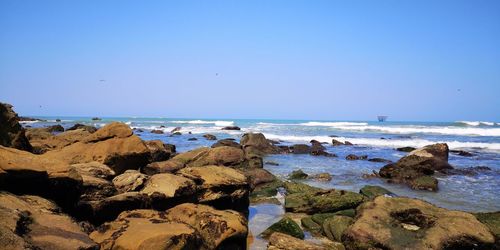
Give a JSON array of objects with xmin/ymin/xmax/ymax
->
[
  {"xmin": 283, "ymin": 181, "xmax": 322, "ymax": 194},
  {"xmin": 322, "ymin": 216, "xmax": 354, "ymax": 242},
  {"xmin": 311, "ymin": 209, "xmax": 356, "ymax": 225},
  {"xmin": 410, "ymin": 175, "xmax": 439, "ymax": 191},
  {"xmin": 250, "ymin": 179, "xmax": 283, "ymax": 204},
  {"xmin": 474, "ymin": 211, "xmax": 500, "ymax": 246},
  {"xmin": 261, "ymin": 217, "xmax": 305, "ymax": 239},
  {"xmin": 359, "ymin": 185, "xmax": 393, "ymax": 199},
  {"xmin": 267, "ymin": 232, "xmax": 345, "ymax": 250},
  {"xmin": 301, "ymin": 217, "xmax": 322, "ymax": 235},
  {"xmin": 289, "ymin": 169, "xmax": 308, "ymax": 179},
  {"xmin": 343, "ymin": 196, "xmax": 495, "ymax": 250},
  {"xmin": 285, "ymin": 189, "xmax": 365, "ymax": 214}
]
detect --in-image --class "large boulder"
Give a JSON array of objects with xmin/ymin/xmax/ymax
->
[
  {"xmin": 43, "ymin": 122, "xmax": 151, "ymax": 174},
  {"xmin": 240, "ymin": 133, "xmax": 281, "ymax": 155},
  {"xmin": 0, "ymin": 192, "xmax": 97, "ymax": 250},
  {"xmin": 144, "ymin": 140, "xmax": 174, "ymax": 162},
  {"xmin": 26, "ymin": 128, "xmax": 92, "ymax": 154},
  {"xmin": 140, "ymin": 173, "xmax": 196, "ymax": 209},
  {"xmin": 285, "ymin": 185, "xmax": 365, "ymax": 214},
  {"xmin": 165, "ymin": 203, "xmax": 248, "ymax": 249},
  {"xmin": 343, "ymin": 196, "xmax": 495, "ymax": 249},
  {"xmin": 0, "ymin": 102, "xmax": 32, "ymax": 151},
  {"xmin": 90, "ymin": 209, "xmax": 202, "ymax": 249},
  {"xmin": 178, "ymin": 165, "xmax": 250, "ymax": 211},
  {"xmin": 379, "ymin": 143, "xmax": 452, "ymax": 191},
  {"xmin": 142, "ymin": 159, "xmax": 185, "ymax": 175},
  {"xmin": 0, "ymin": 146, "xmax": 82, "ymax": 210}
]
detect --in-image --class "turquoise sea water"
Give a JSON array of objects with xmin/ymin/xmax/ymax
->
[{"xmin": 24, "ymin": 117, "xmax": 500, "ymax": 248}]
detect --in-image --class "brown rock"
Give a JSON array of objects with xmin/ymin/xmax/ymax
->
[
  {"xmin": 166, "ymin": 203, "xmax": 248, "ymax": 249},
  {"xmin": 212, "ymin": 138, "xmax": 242, "ymax": 149},
  {"xmin": 267, "ymin": 232, "xmax": 344, "ymax": 250},
  {"xmin": 0, "ymin": 192, "xmax": 97, "ymax": 250},
  {"xmin": 144, "ymin": 140, "xmax": 173, "ymax": 162},
  {"xmin": 142, "ymin": 159, "xmax": 185, "ymax": 175},
  {"xmin": 112, "ymin": 170, "xmax": 148, "ymax": 193},
  {"xmin": 178, "ymin": 165, "xmax": 250, "ymax": 211},
  {"xmin": 140, "ymin": 173, "xmax": 196, "ymax": 209},
  {"xmin": 240, "ymin": 133, "xmax": 281, "ymax": 155},
  {"xmin": 343, "ymin": 196, "xmax": 495, "ymax": 250},
  {"xmin": 0, "ymin": 102, "xmax": 32, "ymax": 151}
]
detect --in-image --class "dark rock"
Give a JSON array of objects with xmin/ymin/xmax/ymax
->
[
  {"xmin": 91, "ymin": 117, "xmax": 101, "ymax": 121},
  {"xmin": 265, "ymin": 161, "xmax": 280, "ymax": 166},
  {"xmin": 344, "ymin": 141, "xmax": 353, "ymax": 145},
  {"xmin": 171, "ymin": 127, "xmax": 181, "ymax": 133},
  {"xmin": 240, "ymin": 133, "xmax": 281, "ymax": 155},
  {"xmin": 244, "ymin": 168, "xmax": 276, "ymax": 189},
  {"xmin": 323, "ymin": 215, "xmax": 354, "ymax": 242},
  {"xmin": 188, "ymin": 137, "xmax": 198, "ymax": 141},
  {"xmin": 202, "ymin": 134, "xmax": 217, "ymax": 140},
  {"xmin": 291, "ymin": 144, "xmax": 311, "ymax": 154},
  {"xmin": 379, "ymin": 143, "xmax": 452, "ymax": 191},
  {"xmin": 0, "ymin": 102, "xmax": 32, "ymax": 151},
  {"xmin": 172, "ymin": 131, "xmax": 182, "ymax": 135},
  {"xmin": 311, "ymin": 141, "xmax": 335, "ymax": 157},
  {"xmin": 221, "ymin": 126, "xmax": 241, "ymax": 130},
  {"xmin": 67, "ymin": 123, "xmax": 97, "ymax": 133},
  {"xmin": 450, "ymin": 149, "xmax": 474, "ymax": 157},
  {"xmin": 285, "ymin": 186, "xmax": 365, "ymax": 214},
  {"xmin": 345, "ymin": 154, "xmax": 368, "ymax": 160},
  {"xmin": 45, "ymin": 124, "xmax": 64, "ymax": 133},
  {"xmin": 332, "ymin": 139, "xmax": 344, "ymax": 146},
  {"xmin": 145, "ymin": 140, "xmax": 174, "ymax": 162},
  {"xmin": 397, "ymin": 146, "xmax": 416, "ymax": 152},
  {"xmin": 441, "ymin": 166, "xmax": 492, "ymax": 176},
  {"xmin": 368, "ymin": 157, "xmax": 392, "ymax": 163},
  {"xmin": 143, "ymin": 160, "xmax": 185, "ymax": 175},
  {"xmin": 150, "ymin": 129, "xmax": 164, "ymax": 134}
]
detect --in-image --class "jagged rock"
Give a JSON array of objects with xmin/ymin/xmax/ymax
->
[
  {"xmin": 203, "ymin": 134, "xmax": 217, "ymax": 140},
  {"xmin": 165, "ymin": 203, "xmax": 248, "ymax": 249},
  {"xmin": 212, "ymin": 138, "xmax": 242, "ymax": 149},
  {"xmin": 359, "ymin": 185, "xmax": 393, "ymax": 199},
  {"xmin": 289, "ymin": 169, "xmax": 308, "ymax": 179},
  {"xmin": 240, "ymin": 133, "xmax": 281, "ymax": 155},
  {"xmin": 112, "ymin": 170, "xmax": 148, "ymax": 193},
  {"xmin": 0, "ymin": 192, "xmax": 97, "ymax": 250},
  {"xmin": 140, "ymin": 173, "xmax": 196, "ymax": 209},
  {"xmin": 379, "ymin": 143, "xmax": 452, "ymax": 191},
  {"xmin": 144, "ymin": 140, "xmax": 173, "ymax": 162},
  {"xmin": 43, "ymin": 122, "xmax": 151, "ymax": 174},
  {"xmin": 261, "ymin": 217, "xmax": 304, "ymax": 239},
  {"xmin": 343, "ymin": 196, "xmax": 495, "ymax": 250},
  {"xmin": 90, "ymin": 209, "xmax": 201, "ymax": 249},
  {"xmin": 178, "ymin": 165, "xmax": 249, "ymax": 211},
  {"xmin": 344, "ymin": 141, "xmax": 353, "ymax": 146},
  {"xmin": 0, "ymin": 102, "xmax": 32, "ymax": 151}
]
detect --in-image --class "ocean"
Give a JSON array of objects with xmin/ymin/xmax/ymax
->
[{"xmin": 23, "ymin": 117, "xmax": 500, "ymax": 248}]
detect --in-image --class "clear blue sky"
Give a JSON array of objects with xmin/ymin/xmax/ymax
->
[{"xmin": 1, "ymin": 0, "xmax": 499, "ymax": 121}]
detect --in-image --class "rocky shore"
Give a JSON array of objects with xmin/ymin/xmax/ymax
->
[{"xmin": 1, "ymin": 102, "xmax": 499, "ymax": 250}]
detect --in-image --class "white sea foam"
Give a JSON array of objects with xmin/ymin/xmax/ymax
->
[
  {"xmin": 261, "ymin": 133, "xmax": 500, "ymax": 151},
  {"xmin": 456, "ymin": 121, "xmax": 498, "ymax": 126},
  {"xmin": 299, "ymin": 121, "xmax": 369, "ymax": 126},
  {"xmin": 329, "ymin": 125, "xmax": 500, "ymax": 136},
  {"xmin": 170, "ymin": 120, "xmax": 234, "ymax": 127}
]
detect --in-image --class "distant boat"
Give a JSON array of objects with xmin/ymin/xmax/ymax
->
[{"xmin": 377, "ymin": 116, "xmax": 388, "ymax": 122}]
